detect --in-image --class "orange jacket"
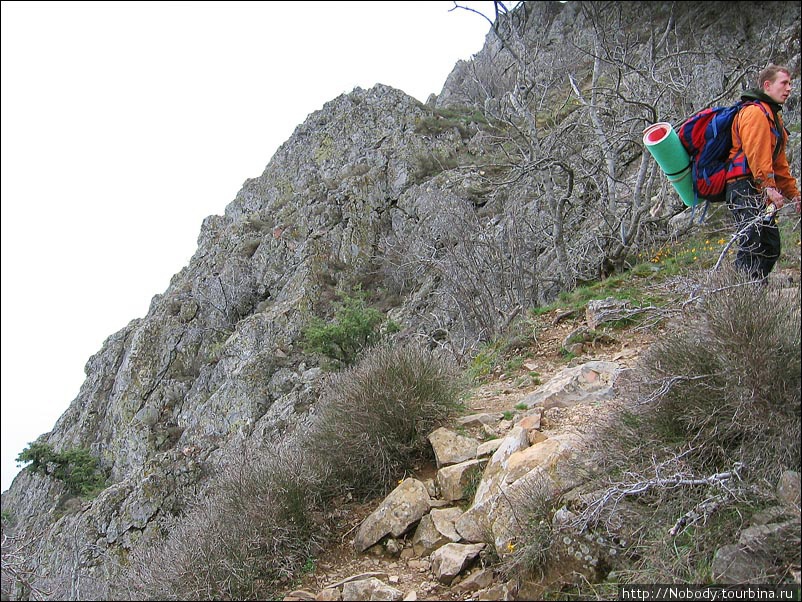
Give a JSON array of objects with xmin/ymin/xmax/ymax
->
[{"xmin": 729, "ymin": 100, "xmax": 800, "ymax": 199}]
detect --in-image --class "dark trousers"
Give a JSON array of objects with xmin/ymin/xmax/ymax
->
[{"xmin": 725, "ymin": 178, "xmax": 781, "ymax": 280}]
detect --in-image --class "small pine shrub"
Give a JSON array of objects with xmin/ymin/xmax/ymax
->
[
  {"xmin": 308, "ymin": 342, "xmax": 463, "ymax": 498},
  {"xmin": 302, "ymin": 290, "xmax": 390, "ymax": 368},
  {"xmin": 17, "ymin": 442, "xmax": 106, "ymax": 496},
  {"xmin": 16, "ymin": 441, "xmax": 55, "ymax": 472}
]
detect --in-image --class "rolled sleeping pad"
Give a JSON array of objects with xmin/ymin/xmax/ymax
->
[{"xmin": 643, "ymin": 122, "xmax": 699, "ymax": 207}]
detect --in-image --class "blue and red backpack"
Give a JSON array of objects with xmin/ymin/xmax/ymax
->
[{"xmin": 677, "ymin": 100, "xmax": 775, "ymax": 204}]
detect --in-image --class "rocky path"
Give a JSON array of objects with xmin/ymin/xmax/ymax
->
[{"xmin": 281, "ymin": 303, "xmax": 654, "ymax": 602}]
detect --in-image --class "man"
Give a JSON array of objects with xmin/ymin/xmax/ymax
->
[{"xmin": 726, "ymin": 64, "xmax": 801, "ymax": 281}]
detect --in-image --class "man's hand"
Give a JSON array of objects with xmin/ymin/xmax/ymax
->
[
  {"xmin": 765, "ymin": 187, "xmax": 785, "ymax": 208},
  {"xmin": 792, "ymin": 195, "xmax": 801, "ymax": 215}
]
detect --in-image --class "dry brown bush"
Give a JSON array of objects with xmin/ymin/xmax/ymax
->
[{"xmin": 306, "ymin": 342, "xmax": 463, "ymax": 499}]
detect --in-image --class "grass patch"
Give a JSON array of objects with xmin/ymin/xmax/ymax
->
[{"xmin": 466, "ymin": 339, "xmax": 505, "ymax": 382}]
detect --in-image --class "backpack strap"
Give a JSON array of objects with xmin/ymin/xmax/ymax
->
[
  {"xmin": 756, "ymin": 101, "xmax": 783, "ymax": 159},
  {"xmin": 729, "ymin": 101, "xmax": 780, "ymax": 180},
  {"xmin": 689, "ymin": 198, "xmax": 710, "ymax": 225}
]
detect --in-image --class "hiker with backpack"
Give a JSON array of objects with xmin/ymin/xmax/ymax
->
[{"xmin": 725, "ymin": 64, "xmax": 801, "ymax": 281}]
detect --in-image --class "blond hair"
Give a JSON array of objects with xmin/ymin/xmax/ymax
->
[{"xmin": 758, "ymin": 64, "xmax": 791, "ymax": 88}]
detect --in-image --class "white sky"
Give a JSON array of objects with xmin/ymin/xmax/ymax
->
[{"xmin": 1, "ymin": 0, "xmax": 496, "ymax": 492}]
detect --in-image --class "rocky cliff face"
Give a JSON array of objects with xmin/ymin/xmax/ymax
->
[
  {"xmin": 2, "ymin": 2, "xmax": 799, "ymax": 599},
  {"xmin": 2, "ymin": 79, "xmax": 511, "ymax": 601}
]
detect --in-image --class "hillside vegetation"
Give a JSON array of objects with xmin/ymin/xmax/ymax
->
[{"xmin": 122, "ymin": 210, "xmax": 802, "ymax": 600}]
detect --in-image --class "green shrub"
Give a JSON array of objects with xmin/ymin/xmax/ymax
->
[
  {"xmin": 15, "ymin": 441, "xmax": 55, "ymax": 472},
  {"xmin": 17, "ymin": 442, "xmax": 106, "ymax": 496},
  {"xmin": 302, "ymin": 290, "xmax": 393, "ymax": 368},
  {"xmin": 308, "ymin": 342, "xmax": 463, "ymax": 498},
  {"xmin": 413, "ymin": 105, "xmax": 489, "ymax": 138}
]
